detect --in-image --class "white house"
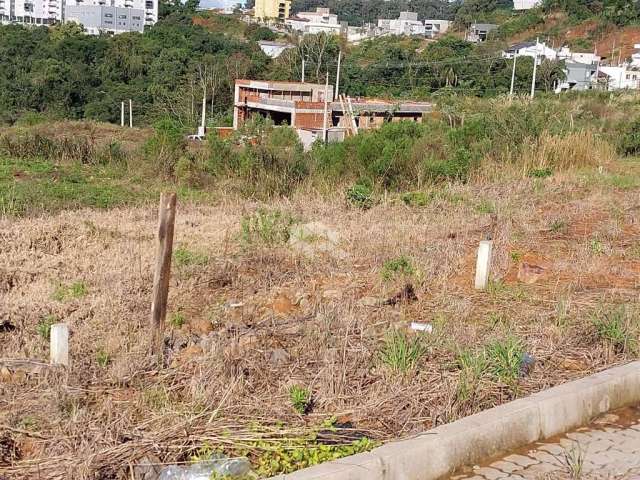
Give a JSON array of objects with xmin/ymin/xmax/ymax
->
[
  {"xmin": 258, "ymin": 40, "xmax": 295, "ymax": 58},
  {"xmin": 502, "ymin": 41, "xmax": 558, "ymax": 62},
  {"xmin": 285, "ymin": 7, "xmax": 343, "ymax": 35},
  {"xmin": 557, "ymin": 47, "xmax": 600, "ymax": 65},
  {"xmin": 513, "ymin": 0, "xmax": 541, "ymax": 10},
  {"xmin": 424, "ymin": 19, "xmax": 450, "ymax": 38},
  {"xmin": 599, "ymin": 66, "xmax": 640, "ymax": 90},
  {"xmin": 378, "ymin": 12, "xmax": 425, "ymax": 36}
]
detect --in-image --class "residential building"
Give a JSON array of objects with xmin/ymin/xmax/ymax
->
[
  {"xmin": 254, "ymin": 0, "xmax": 290, "ymax": 21},
  {"xmin": 258, "ymin": 40, "xmax": 295, "ymax": 58},
  {"xmin": 65, "ymin": 5, "xmax": 144, "ymax": 34},
  {"xmin": 502, "ymin": 41, "xmax": 558, "ymax": 63},
  {"xmin": 1, "ymin": 0, "xmax": 158, "ymax": 29},
  {"xmin": 555, "ymin": 62, "xmax": 598, "ymax": 93},
  {"xmin": 599, "ymin": 66, "xmax": 640, "ymax": 90},
  {"xmin": 424, "ymin": 19, "xmax": 450, "ymax": 38},
  {"xmin": 1, "ymin": 0, "xmax": 63, "ymax": 26},
  {"xmin": 233, "ymin": 79, "xmax": 432, "ymax": 146},
  {"xmin": 378, "ymin": 11, "xmax": 425, "ymax": 36},
  {"xmin": 513, "ymin": 0, "xmax": 541, "ymax": 10},
  {"xmin": 285, "ymin": 7, "xmax": 343, "ymax": 35},
  {"xmin": 468, "ymin": 23, "xmax": 497, "ymax": 42},
  {"xmin": 557, "ymin": 46, "xmax": 600, "ymax": 65}
]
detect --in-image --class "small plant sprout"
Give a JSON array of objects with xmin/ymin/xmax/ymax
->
[
  {"xmin": 96, "ymin": 349, "xmax": 110, "ymax": 368},
  {"xmin": 485, "ymin": 336, "xmax": 524, "ymax": 386},
  {"xmin": 589, "ymin": 238, "xmax": 605, "ymax": 255},
  {"xmin": 549, "ymin": 219, "xmax": 568, "ymax": 234},
  {"xmin": 564, "ymin": 441, "xmax": 585, "ymax": 479},
  {"xmin": 37, "ymin": 315, "xmax": 57, "ymax": 340},
  {"xmin": 169, "ymin": 312, "xmax": 186, "ymax": 328},
  {"xmin": 288, "ymin": 385, "xmax": 311, "ymax": 414},
  {"xmin": 379, "ymin": 329, "xmax": 426, "ymax": 373},
  {"xmin": 53, "ymin": 281, "xmax": 88, "ymax": 301}
]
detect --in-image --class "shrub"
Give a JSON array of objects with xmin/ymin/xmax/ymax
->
[
  {"xmin": 619, "ymin": 118, "xmax": 640, "ymax": 156},
  {"xmin": 401, "ymin": 191, "xmax": 432, "ymax": 207},
  {"xmin": 144, "ymin": 118, "xmax": 185, "ymax": 176},
  {"xmin": 346, "ymin": 180, "xmax": 373, "ymax": 209},
  {"xmin": 174, "ymin": 247, "xmax": 209, "ymax": 267},
  {"xmin": 169, "ymin": 312, "xmax": 186, "ymax": 328}
]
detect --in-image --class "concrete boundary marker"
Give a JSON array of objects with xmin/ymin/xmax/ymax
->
[{"xmin": 270, "ymin": 361, "xmax": 640, "ymax": 480}]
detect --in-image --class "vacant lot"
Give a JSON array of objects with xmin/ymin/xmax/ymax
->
[{"xmin": 2, "ymin": 149, "xmax": 640, "ymax": 478}]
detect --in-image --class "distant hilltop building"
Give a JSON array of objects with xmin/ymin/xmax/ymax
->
[
  {"xmin": 513, "ymin": 0, "xmax": 541, "ymax": 10},
  {"xmin": 285, "ymin": 7, "xmax": 343, "ymax": 35},
  {"xmin": 468, "ymin": 23, "xmax": 498, "ymax": 42},
  {"xmin": 424, "ymin": 19, "xmax": 450, "ymax": 38},
  {"xmin": 0, "ymin": 0, "xmax": 158, "ymax": 33},
  {"xmin": 254, "ymin": 0, "xmax": 290, "ymax": 21},
  {"xmin": 378, "ymin": 12, "xmax": 425, "ymax": 36}
]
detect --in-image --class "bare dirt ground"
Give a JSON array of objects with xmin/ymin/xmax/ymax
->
[{"xmin": 2, "ymin": 161, "xmax": 640, "ymax": 479}]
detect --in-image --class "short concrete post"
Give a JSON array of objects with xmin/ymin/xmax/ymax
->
[
  {"xmin": 474, "ymin": 240, "xmax": 493, "ymax": 290},
  {"xmin": 50, "ymin": 323, "xmax": 69, "ymax": 367}
]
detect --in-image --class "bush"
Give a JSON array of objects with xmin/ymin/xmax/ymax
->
[
  {"xmin": 240, "ymin": 209, "xmax": 295, "ymax": 245},
  {"xmin": 346, "ymin": 180, "xmax": 373, "ymax": 209},
  {"xmin": 619, "ymin": 118, "xmax": 640, "ymax": 156},
  {"xmin": 144, "ymin": 118, "xmax": 185, "ymax": 176},
  {"xmin": 379, "ymin": 329, "xmax": 426, "ymax": 373}
]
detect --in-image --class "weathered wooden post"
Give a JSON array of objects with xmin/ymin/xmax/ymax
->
[
  {"xmin": 150, "ymin": 193, "xmax": 177, "ymax": 357},
  {"xmin": 50, "ymin": 323, "xmax": 69, "ymax": 367},
  {"xmin": 474, "ymin": 240, "xmax": 493, "ymax": 290}
]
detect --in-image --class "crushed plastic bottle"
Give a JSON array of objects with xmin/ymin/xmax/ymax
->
[{"xmin": 156, "ymin": 456, "xmax": 252, "ymax": 479}]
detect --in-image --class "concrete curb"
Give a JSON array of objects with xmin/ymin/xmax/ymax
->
[{"xmin": 270, "ymin": 361, "xmax": 640, "ymax": 480}]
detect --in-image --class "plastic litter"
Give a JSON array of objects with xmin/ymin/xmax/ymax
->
[
  {"xmin": 157, "ymin": 456, "xmax": 251, "ymax": 479},
  {"xmin": 410, "ymin": 322, "xmax": 433, "ymax": 333},
  {"xmin": 519, "ymin": 352, "xmax": 536, "ymax": 377}
]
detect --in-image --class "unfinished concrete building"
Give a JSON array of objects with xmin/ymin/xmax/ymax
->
[{"xmin": 233, "ymin": 79, "xmax": 432, "ymax": 141}]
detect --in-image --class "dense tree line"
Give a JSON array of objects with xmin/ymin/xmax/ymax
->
[{"xmin": 0, "ymin": 9, "xmax": 268, "ymax": 126}]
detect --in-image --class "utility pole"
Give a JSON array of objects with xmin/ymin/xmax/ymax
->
[
  {"xmin": 129, "ymin": 99, "xmax": 133, "ymax": 128},
  {"xmin": 335, "ymin": 50, "xmax": 342, "ymax": 101},
  {"xmin": 322, "ymin": 72, "xmax": 329, "ymax": 143},
  {"xmin": 530, "ymin": 37, "xmax": 539, "ymax": 99},
  {"xmin": 120, "ymin": 101, "xmax": 125, "ymax": 127},
  {"xmin": 301, "ymin": 57, "xmax": 305, "ymax": 83},
  {"xmin": 200, "ymin": 86, "xmax": 206, "ymax": 137},
  {"xmin": 509, "ymin": 54, "xmax": 517, "ymax": 99}
]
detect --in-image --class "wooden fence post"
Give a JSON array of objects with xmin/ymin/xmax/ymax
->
[{"xmin": 150, "ymin": 193, "xmax": 177, "ymax": 357}]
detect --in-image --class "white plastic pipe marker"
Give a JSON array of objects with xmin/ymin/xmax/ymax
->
[
  {"xmin": 50, "ymin": 323, "xmax": 69, "ymax": 366},
  {"xmin": 475, "ymin": 240, "xmax": 493, "ymax": 290}
]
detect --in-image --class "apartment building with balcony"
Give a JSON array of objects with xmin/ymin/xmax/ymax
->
[
  {"xmin": 1, "ymin": 0, "xmax": 157, "ymax": 31},
  {"xmin": 254, "ymin": 0, "xmax": 290, "ymax": 21}
]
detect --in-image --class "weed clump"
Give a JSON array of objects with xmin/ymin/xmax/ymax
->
[
  {"xmin": 53, "ymin": 281, "xmax": 87, "ymax": 301},
  {"xmin": 379, "ymin": 329, "xmax": 426, "ymax": 373},
  {"xmin": 174, "ymin": 247, "xmax": 209, "ymax": 267},
  {"xmin": 36, "ymin": 315, "xmax": 57, "ymax": 340},
  {"xmin": 240, "ymin": 209, "xmax": 295, "ymax": 246},
  {"xmin": 381, "ymin": 256, "xmax": 414, "ymax": 281},
  {"xmin": 346, "ymin": 181, "xmax": 373, "ymax": 209},
  {"xmin": 288, "ymin": 385, "xmax": 311, "ymax": 414},
  {"xmin": 592, "ymin": 306, "xmax": 639, "ymax": 355}
]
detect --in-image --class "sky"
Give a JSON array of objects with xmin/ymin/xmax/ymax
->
[{"xmin": 200, "ymin": 0, "xmax": 243, "ymax": 8}]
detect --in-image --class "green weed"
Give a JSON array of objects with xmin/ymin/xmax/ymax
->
[
  {"xmin": 96, "ymin": 349, "xmax": 110, "ymax": 368},
  {"xmin": 528, "ymin": 167, "xmax": 554, "ymax": 178},
  {"xmin": 346, "ymin": 181, "xmax": 374, "ymax": 210},
  {"xmin": 379, "ymin": 330, "xmax": 426, "ymax": 373},
  {"xmin": 509, "ymin": 251, "xmax": 523, "ymax": 263},
  {"xmin": 288, "ymin": 385, "xmax": 311, "ymax": 415},
  {"xmin": 474, "ymin": 199, "xmax": 496, "ymax": 214},
  {"xmin": 592, "ymin": 306, "xmax": 638, "ymax": 355},
  {"xmin": 401, "ymin": 191, "xmax": 432, "ymax": 207},
  {"xmin": 52, "ymin": 281, "xmax": 88, "ymax": 301},
  {"xmin": 36, "ymin": 315, "xmax": 57, "ymax": 340},
  {"xmin": 381, "ymin": 256, "xmax": 414, "ymax": 281},
  {"xmin": 240, "ymin": 209, "xmax": 294, "ymax": 246},
  {"xmin": 485, "ymin": 337, "xmax": 524, "ymax": 385},
  {"xmin": 169, "ymin": 312, "xmax": 186, "ymax": 328},
  {"xmin": 173, "ymin": 247, "xmax": 209, "ymax": 267},
  {"xmin": 589, "ymin": 238, "xmax": 605, "ymax": 255},
  {"xmin": 549, "ymin": 219, "xmax": 568, "ymax": 234}
]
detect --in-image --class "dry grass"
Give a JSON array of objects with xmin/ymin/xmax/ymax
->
[{"xmin": 2, "ymin": 159, "xmax": 640, "ymax": 479}]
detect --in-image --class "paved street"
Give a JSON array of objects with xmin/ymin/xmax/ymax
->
[{"xmin": 451, "ymin": 407, "xmax": 640, "ymax": 480}]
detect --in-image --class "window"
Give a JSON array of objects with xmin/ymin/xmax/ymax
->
[
  {"xmin": 104, "ymin": 19, "xmax": 112, "ymax": 23},
  {"xmin": 132, "ymin": 15, "xmax": 140, "ymax": 19},
  {"xmin": 118, "ymin": 14, "xmax": 126, "ymax": 18},
  {"xmin": 104, "ymin": 12, "xmax": 112, "ymax": 17}
]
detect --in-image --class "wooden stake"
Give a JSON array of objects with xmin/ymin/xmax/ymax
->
[{"xmin": 150, "ymin": 193, "xmax": 177, "ymax": 357}]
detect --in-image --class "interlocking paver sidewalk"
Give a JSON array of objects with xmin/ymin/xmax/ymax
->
[{"xmin": 450, "ymin": 406, "xmax": 640, "ymax": 480}]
